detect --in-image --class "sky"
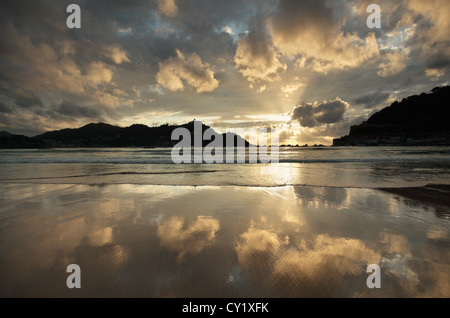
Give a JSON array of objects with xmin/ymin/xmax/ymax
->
[{"xmin": 0, "ymin": 0, "xmax": 449, "ymax": 145}]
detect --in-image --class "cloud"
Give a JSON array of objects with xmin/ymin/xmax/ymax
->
[
  {"xmin": 0, "ymin": 102, "xmax": 12, "ymax": 114},
  {"xmin": 424, "ymin": 52, "xmax": 450, "ymax": 79},
  {"xmin": 270, "ymin": 0, "xmax": 335, "ymax": 55},
  {"xmin": 15, "ymin": 93, "xmax": 43, "ymax": 108},
  {"xmin": 55, "ymin": 101, "xmax": 104, "ymax": 120},
  {"xmin": 377, "ymin": 51, "xmax": 407, "ymax": 77},
  {"xmin": 407, "ymin": 0, "xmax": 450, "ymax": 44},
  {"xmin": 270, "ymin": 0, "xmax": 379, "ymax": 73},
  {"xmin": 0, "ymin": 23, "xmax": 84, "ymax": 95},
  {"xmin": 291, "ymin": 98, "xmax": 349, "ymax": 128},
  {"xmin": 315, "ymin": 115, "xmax": 365, "ymax": 137},
  {"xmin": 156, "ymin": 50, "xmax": 219, "ymax": 93},
  {"xmin": 401, "ymin": 0, "xmax": 450, "ymax": 77},
  {"xmin": 86, "ymin": 62, "xmax": 114, "ymax": 85},
  {"xmin": 234, "ymin": 17, "xmax": 287, "ymax": 83},
  {"xmin": 280, "ymin": 81, "xmax": 303, "ymax": 99},
  {"xmin": 0, "ymin": 22, "xmax": 126, "ymax": 112},
  {"xmin": 104, "ymin": 46, "xmax": 131, "ymax": 64},
  {"xmin": 278, "ymin": 129, "xmax": 295, "ymax": 144},
  {"xmin": 156, "ymin": 0, "xmax": 178, "ymax": 17},
  {"xmin": 425, "ymin": 68, "xmax": 446, "ymax": 80},
  {"xmin": 0, "ymin": 0, "xmax": 448, "ymax": 142},
  {"xmin": 222, "ymin": 26, "xmax": 234, "ymax": 36},
  {"xmin": 353, "ymin": 90, "xmax": 392, "ymax": 108},
  {"xmin": 257, "ymin": 85, "xmax": 266, "ymax": 93}
]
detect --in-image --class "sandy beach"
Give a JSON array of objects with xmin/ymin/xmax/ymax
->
[
  {"xmin": 0, "ymin": 183, "xmax": 448, "ymax": 298},
  {"xmin": 380, "ymin": 184, "xmax": 450, "ymax": 208}
]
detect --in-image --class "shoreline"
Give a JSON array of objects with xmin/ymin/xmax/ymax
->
[
  {"xmin": 1, "ymin": 180, "xmax": 449, "ymax": 211},
  {"xmin": 2, "ymin": 179, "xmax": 450, "ymax": 190}
]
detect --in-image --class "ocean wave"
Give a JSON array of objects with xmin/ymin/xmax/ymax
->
[
  {"xmin": 1, "ymin": 170, "xmax": 223, "ymax": 181},
  {"xmin": 1, "ymin": 157, "xmax": 450, "ymax": 164}
]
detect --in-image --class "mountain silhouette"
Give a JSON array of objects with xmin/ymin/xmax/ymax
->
[
  {"xmin": 333, "ymin": 86, "xmax": 450, "ymax": 146},
  {"xmin": 0, "ymin": 121, "xmax": 251, "ymax": 148}
]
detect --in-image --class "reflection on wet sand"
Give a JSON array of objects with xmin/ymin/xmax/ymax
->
[
  {"xmin": 157, "ymin": 216, "xmax": 220, "ymax": 261},
  {"xmin": 0, "ymin": 184, "xmax": 448, "ymax": 297},
  {"xmin": 294, "ymin": 186, "xmax": 349, "ymax": 209}
]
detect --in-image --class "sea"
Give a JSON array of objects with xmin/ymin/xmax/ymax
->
[{"xmin": 0, "ymin": 146, "xmax": 449, "ymax": 188}]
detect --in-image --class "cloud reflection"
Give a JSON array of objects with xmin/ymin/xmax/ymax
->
[
  {"xmin": 235, "ymin": 221, "xmax": 381, "ymax": 296},
  {"xmin": 293, "ymin": 186, "xmax": 349, "ymax": 209},
  {"xmin": 157, "ymin": 216, "xmax": 220, "ymax": 260},
  {"xmin": 1, "ymin": 184, "xmax": 448, "ymax": 297}
]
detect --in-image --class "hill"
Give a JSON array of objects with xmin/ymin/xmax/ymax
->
[
  {"xmin": 0, "ymin": 131, "xmax": 47, "ymax": 149},
  {"xmin": 0, "ymin": 131, "xmax": 13, "ymax": 138},
  {"xmin": 333, "ymin": 86, "xmax": 450, "ymax": 146},
  {"xmin": 30, "ymin": 121, "xmax": 250, "ymax": 148}
]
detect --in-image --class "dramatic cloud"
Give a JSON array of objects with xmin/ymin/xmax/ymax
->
[
  {"xmin": 389, "ymin": 0, "xmax": 450, "ymax": 78},
  {"xmin": 234, "ymin": 17, "xmax": 287, "ymax": 83},
  {"xmin": 270, "ymin": 0, "xmax": 379, "ymax": 73},
  {"xmin": 0, "ymin": 0, "xmax": 448, "ymax": 143},
  {"xmin": 156, "ymin": 50, "xmax": 219, "ymax": 93},
  {"xmin": 292, "ymin": 98, "xmax": 349, "ymax": 128},
  {"xmin": 407, "ymin": 0, "xmax": 450, "ymax": 44}
]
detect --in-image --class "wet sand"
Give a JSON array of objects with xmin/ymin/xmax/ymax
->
[
  {"xmin": 0, "ymin": 183, "xmax": 449, "ymax": 297},
  {"xmin": 379, "ymin": 184, "xmax": 450, "ymax": 208}
]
